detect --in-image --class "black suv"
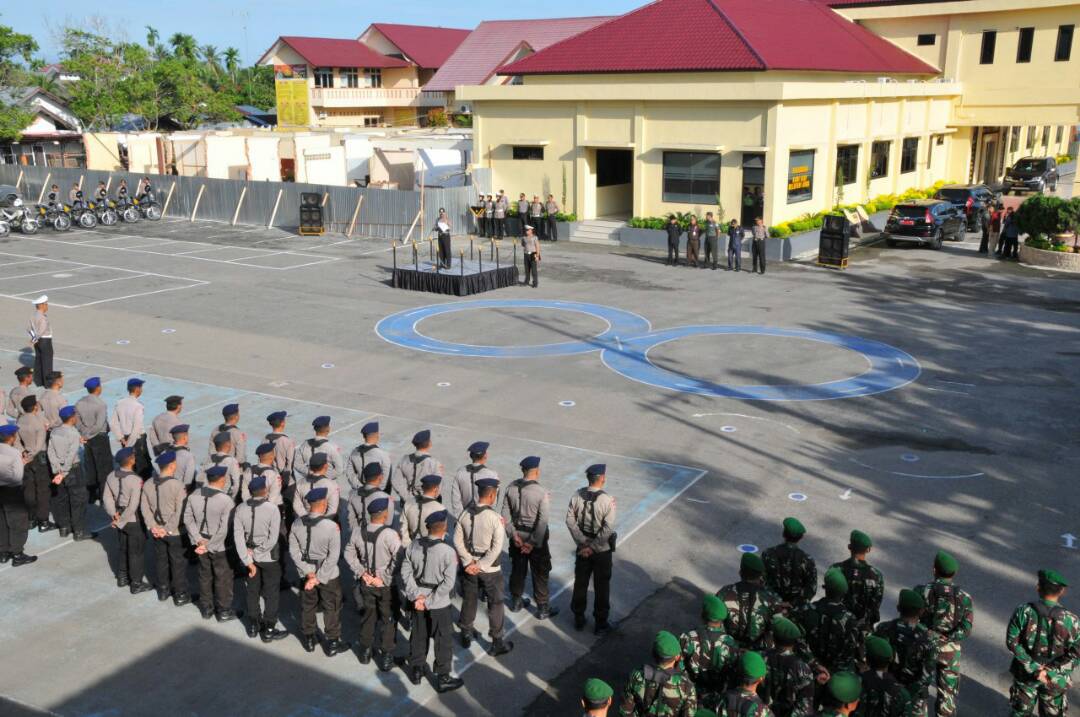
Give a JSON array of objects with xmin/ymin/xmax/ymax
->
[
  {"xmin": 1004, "ymin": 156, "xmax": 1058, "ymax": 194},
  {"xmin": 883, "ymin": 199, "xmax": 965, "ymax": 250},
  {"xmin": 933, "ymin": 184, "xmax": 996, "ymax": 231}
]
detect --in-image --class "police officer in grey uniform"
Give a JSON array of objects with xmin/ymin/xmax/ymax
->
[
  {"xmin": 242, "ymin": 443, "xmax": 283, "ymax": 505},
  {"xmin": 493, "ymin": 190, "xmax": 508, "ymax": 239},
  {"xmin": 345, "ymin": 496, "xmax": 401, "ymax": 670},
  {"xmin": 567, "ymin": 463, "xmax": 617, "ymax": 634},
  {"xmin": 529, "ymin": 195, "xmax": 545, "ymax": 240},
  {"xmin": 103, "ymin": 447, "xmax": 152, "ymax": 593},
  {"xmin": 346, "ymin": 462, "xmax": 393, "ymax": 534},
  {"xmin": 345, "ymin": 421, "xmax": 392, "ymax": 494},
  {"xmin": 48, "ymin": 405, "xmax": 89, "ymax": 540},
  {"xmin": 39, "ymin": 371, "xmax": 65, "ymax": 429},
  {"xmin": 293, "ymin": 453, "xmax": 340, "ymax": 519},
  {"xmin": 517, "ymin": 193, "xmax": 530, "ymax": 238},
  {"xmin": 448, "ymin": 441, "xmax": 498, "ymax": 520},
  {"xmin": 503, "ymin": 456, "xmax": 558, "ymax": 618},
  {"xmin": 235, "ymin": 473, "xmax": 288, "ymax": 642},
  {"xmin": 75, "ymin": 377, "xmax": 110, "ymax": 504},
  {"xmin": 290, "ymin": 486, "xmax": 349, "ymax": 655},
  {"xmin": 209, "ymin": 403, "xmax": 247, "ymax": 468},
  {"xmin": 483, "ymin": 195, "xmax": 495, "ymax": 238},
  {"xmin": 141, "ymin": 451, "xmax": 189, "ymax": 605},
  {"xmin": 17, "ymin": 395, "xmax": 55, "ymax": 532},
  {"xmin": 264, "ymin": 411, "xmax": 296, "ymax": 486},
  {"xmin": 109, "ymin": 378, "xmax": 152, "ymax": 479},
  {"xmin": 199, "ymin": 433, "xmax": 242, "ymax": 500},
  {"xmin": 545, "ymin": 194, "xmax": 560, "ymax": 242},
  {"xmin": 6, "ymin": 366, "xmax": 34, "ymax": 418},
  {"xmin": 393, "ymin": 429, "xmax": 443, "ymax": 503},
  {"xmin": 522, "ymin": 225, "xmax": 541, "ymax": 288},
  {"xmin": 27, "ymin": 296, "xmax": 53, "ymax": 387},
  {"xmin": 148, "ymin": 395, "xmax": 183, "ymax": 456},
  {"xmin": 168, "ymin": 424, "xmax": 197, "ymax": 493},
  {"xmin": 401, "ymin": 474, "xmax": 444, "ymax": 548},
  {"xmin": 0, "ymin": 424, "xmax": 35, "ymax": 565},
  {"xmin": 184, "ymin": 464, "xmax": 237, "ymax": 621},
  {"xmin": 454, "ymin": 477, "xmax": 513, "ymax": 655},
  {"xmin": 293, "ymin": 416, "xmax": 343, "ymax": 482},
  {"xmin": 402, "ymin": 509, "xmax": 463, "ymax": 692}
]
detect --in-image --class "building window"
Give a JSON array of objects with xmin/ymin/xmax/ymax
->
[
  {"xmin": 512, "ymin": 146, "xmax": 544, "ymax": 161},
  {"xmin": 1056, "ymin": 24, "xmax": 1074, "ymax": 61},
  {"xmin": 1016, "ymin": 27, "xmax": 1034, "ymax": 63},
  {"xmin": 363, "ymin": 116, "xmax": 380, "ymax": 127},
  {"xmin": 835, "ymin": 145, "xmax": 858, "ymax": 186},
  {"xmin": 1057, "ymin": 125, "xmax": 1065, "ymax": 143},
  {"xmin": 1010, "ymin": 126, "xmax": 1021, "ymax": 152},
  {"xmin": 662, "ymin": 151, "xmax": 720, "ymax": 204},
  {"xmin": 364, "ymin": 68, "xmax": 382, "ymax": 88},
  {"xmin": 917, "ymin": 33, "xmax": 936, "ymax": 46},
  {"xmin": 980, "ymin": 30, "xmax": 997, "ymax": 64},
  {"xmin": 314, "ymin": 67, "xmax": 333, "ymax": 88},
  {"xmin": 787, "ymin": 150, "xmax": 815, "ymax": 204},
  {"xmin": 1043, "ymin": 125, "xmax": 1051, "ymax": 149},
  {"xmin": 341, "ymin": 68, "xmax": 359, "ymax": 88},
  {"xmin": 0, "ymin": 145, "xmax": 14, "ymax": 164},
  {"xmin": 1026, "ymin": 126, "xmax": 1035, "ymax": 149},
  {"xmin": 870, "ymin": 141, "xmax": 891, "ymax": 179},
  {"xmin": 900, "ymin": 137, "xmax": 919, "ymax": 173}
]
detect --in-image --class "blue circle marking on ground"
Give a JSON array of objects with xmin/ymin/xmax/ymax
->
[
  {"xmin": 115, "ymin": 340, "xmax": 130, "ymax": 345},
  {"xmin": 559, "ymin": 400, "xmax": 576, "ymax": 407},
  {"xmin": 721, "ymin": 425, "xmax": 737, "ymax": 433},
  {"xmin": 737, "ymin": 544, "xmax": 759, "ymax": 553},
  {"xmin": 437, "ymin": 382, "xmax": 451, "ymax": 388},
  {"xmin": 321, "ymin": 363, "xmax": 335, "ymax": 369},
  {"xmin": 161, "ymin": 328, "xmax": 176, "ymax": 334},
  {"xmin": 900, "ymin": 453, "xmax": 920, "ymax": 462},
  {"xmin": 788, "ymin": 492, "xmax": 807, "ymax": 502},
  {"xmin": 375, "ymin": 300, "xmax": 920, "ymax": 401}
]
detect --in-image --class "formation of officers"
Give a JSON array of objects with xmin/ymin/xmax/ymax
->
[
  {"xmin": 580, "ymin": 518, "xmax": 1080, "ymax": 717},
  {"xmin": 0, "ymin": 371, "xmax": 617, "ymax": 694}
]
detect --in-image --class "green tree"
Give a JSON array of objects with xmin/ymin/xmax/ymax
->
[
  {"xmin": 223, "ymin": 47, "xmax": 240, "ymax": 80},
  {"xmin": 0, "ymin": 19, "xmax": 41, "ymax": 141},
  {"xmin": 145, "ymin": 25, "xmax": 159, "ymax": 49},
  {"xmin": 168, "ymin": 32, "xmax": 197, "ymax": 62},
  {"xmin": 200, "ymin": 44, "xmax": 220, "ymax": 76}
]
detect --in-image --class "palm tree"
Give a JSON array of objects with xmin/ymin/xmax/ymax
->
[
  {"xmin": 223, "ymin": 47, "xmax": 240, "ymax": 81},
  {"xmin": 145, "ymin": 25, "xmax": 159, "ymax": 48},
  {"xmin": 168, "ymin": 32, "xmax": 197, "ymax": 61},
  {"xmin": 201, "ymin": 45, "xmax": 221, "ymax": 75}
]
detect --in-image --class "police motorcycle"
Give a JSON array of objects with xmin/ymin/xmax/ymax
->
[
  {"xmin": 0, "ymin": 185, "xmax": 41, "ymax": 235},
  {"xmin": 133, "ymin": 181, "xmax": 162, "ymax": 221},
  {"xmin": 70, "ymin": 189, "xmax": 98, "ymax": 229},
  {"xmin": 38, "ymin": 189, "xmax": 73, "ymax": 231}
]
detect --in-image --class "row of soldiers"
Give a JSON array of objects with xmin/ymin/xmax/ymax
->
[{"xmin": 476, "ymin": 190, "xmax": 561, "ymax": 241}]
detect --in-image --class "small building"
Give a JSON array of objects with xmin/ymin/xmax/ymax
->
[{"xmin": 0, "ymin": 87, "xmax": 85, "ymax": 168}]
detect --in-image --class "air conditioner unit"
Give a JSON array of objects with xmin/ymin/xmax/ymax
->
[
  {"xmin": 877, "ymin": 77, "xmax": 892, "ymax": 83},
  {"xmin": 458, "ymin": 104, "xmax": 472, "ymax": 114},
  {"xmin": 317, "ymin": 112, "xmax": 328, "ymax": 119}
]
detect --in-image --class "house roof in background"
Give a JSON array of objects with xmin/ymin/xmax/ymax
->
[
  {"xmin": 268, "ymin": 37, "xmax": 409, "ymax": 68},
  {"xmin": 368, "ymin": 23, "xmax": 472, "ymax": 69}
]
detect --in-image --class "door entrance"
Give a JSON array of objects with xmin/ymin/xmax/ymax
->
[
  {"xmin": 594, "ymin": 149, "xmax": 633, "ymax": 218},
  {"xmin": 741, "ymin": 153, "xmax": 765, "ymax": 226},
  {"xmin": 981, "ymin": 139, "xmax": 998, "ymax": 185}
]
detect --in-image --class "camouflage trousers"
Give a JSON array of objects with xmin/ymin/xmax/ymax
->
[
  {"xmin": 932, "ymin": 645, "xmax": 962, "ymax": 717},
  {"xmin": 1009, "ymin": 678, "xmax": 1069, "ymax": 716}
]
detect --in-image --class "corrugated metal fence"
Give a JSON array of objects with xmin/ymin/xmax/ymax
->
[{"xmin": 0, "ymin": 165, "xmax": 481, "ymax": 241}]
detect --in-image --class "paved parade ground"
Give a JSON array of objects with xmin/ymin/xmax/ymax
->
[{"xmin": 1, "ymin": 217, "xmax": 1079, "ymax": 716}]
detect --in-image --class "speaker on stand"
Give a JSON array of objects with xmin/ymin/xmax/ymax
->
[{"xmin": 299, "ymin": 192, "xmax": 324, "ymax": 236}]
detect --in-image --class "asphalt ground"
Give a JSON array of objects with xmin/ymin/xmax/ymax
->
[{"xmin": 0, "ymin": 213, "xmax": 1078, "ymax": 716}]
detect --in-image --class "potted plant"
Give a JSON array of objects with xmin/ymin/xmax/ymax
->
[{"xmin": 1015, "ymin": 194, "xmax": 1068, "ymax": 247}]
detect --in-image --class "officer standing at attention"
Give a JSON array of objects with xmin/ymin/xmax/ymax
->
[
  {"xmin": 0, "ymin": 423, "xmax": 36, "ymax": 566},
  {"xmin": 293, "ymin": 453, "xmax": 340, "ymax": 519},
  {"xmin": 483, "ymin": 195, "xmax": 495, "ymax": 238},
  {"xmin": 859, "ymin": 636, "xmax": 911, "ymax": 717},
  {"xmin": 503, "ymin": 455, "xmax": 557, "ymax": 618},
  {"xmin": 717, "ymin": 552, "xmax": 783, "ymax": 649},
  {"xmin": 211, "ymin": 403, "xmax": 247, "ymax": 468},
  {"xmin": 264, "ymin": 411, "xmax": 296, "ymax": 488},
  {"xmin": 103, "ymin": 448, "xmax": 152, "ymax": 593},
  {"xmin": 345, "ymin": 421, "xmax": 392, "ymax": 494},
  {"xmin": 449, "ymin": 440, "xmax": 498, "ymax": 520},
  {"xmin": 583, "ymin": 678, "xmax": 615, "ymax": 717},
  {"xmin": 618, "ymin": 630, "xmax": 697, "ymax": 716},
  {"xmin": 522, "ymin": 225, "xmax": 541, "ymax": 288},
  {"xmin": 727, "ymin": 219, "xmax": 743, "ymax": 272},
  {"xmin": 792, "ymin": 568, "xmax": 862, "ymax": 676},
  {"xmin": 830, "ymin": 530, "xmax": 884, "ymax": 635},
  {"xmin": 148, "ymin": 395, "xmax": 184, "ymax": 456},
  {"xmin": 454, "ymin": 477, "xmax": 513, "ymax": 655},
  {"xmin": 48, "ymin": 405, "xmax": 89, "ymax": 540},
  {"xmin": 109, "ymin": 378, "xmax": 152, "ymax": 479},
  {"xmin": 6, "ymin": 366, "xmax": 34, "ymax": 418},
  {"xmin": 678, "ymin": 595, "xmax": 738, "ymax": 707},
  {"xmin": 393, "ymin": 429, "xmax": 443, "ymax": 503},
  {"xmin": 141, "ymin": 451, "xmax": 189, "ymax": 605},
  {"xmin": 346, "ymin": 462, "xmax": 393, "ymax": 533},
  {"xmin": 290, "ymin": 486, "xmax": 349, "ymax": 656},
  {"xmin": 914, "ymin": 551, "xmax": 974, "ymax": 717},
  {"xmin": 763, "ymin": 517, "xmax": 818, "ymax": 610},
  {"xmin": 545, "ymin": 194, "xmax": 560, "ymax": 242},
  {"xmin": 567, "ymin": 463, "xmax": 617, "ymax": 634},
  {"xmin": 39, "ymin": 371, "xmax": 65, "ymax": 429},
  {"xmin": 493, "ymin": 190, "xmax": 507, "ymax": 239},
  {"xmin": 686, "ymin": 216, "xmax": 702, "ymax": 268},
  {"xmin": 17, "ymin": 395, "xmax": 55, "ymax": 532},
  {"xmin": 27, "ymin": 295, "xmax": 53, "ymax": 387},
  {"xmin": 401, "ymin": 474, "xmax": 444, "ymax": 548},
  {"xmin": 751, "ymin": 218, "xmax": 768, "ymax": 275},
  {"xmin": 168, "ymin": 424, "xmax": 197, "ymax": 493},
  {"xmin": 242, "ymin": 443, "xmax": 283, "ymax": 505},
  {"xmin": 817, "ymin": 673, "xmax": 862, "ymax": 717},
  {"xmin": 720, "ymin": 651, "xmax": 773, "ymax": 716},
  {"xmin": 345, "ymin": 496, "xmax": 401, "ymax": 671},
  {"xmin": 185, "ymin": 464, "xmax": 238, "ymax": 621},
  {"xmin": 517, "ymin": 193, "xmax": 530, "ymax": 238},
  {"xmin": 75, "ymin": 377, "xmax": 110, "ymax": 504},
  {"xmin": 872, "ymin": 590, "xmax": 935, "ymax": 716},
  {"xmin": 401, "ymin": 509, "xmax": 464, "ymax": 692},
  {"xmin": 760, "ymin": 617, "xmax": 816, "ymax": 717},
  {"xmin": 665, "ymin": 215, "xmax": 682, "ymax": 266},
  {"xmin": 199, "ymin": 433, "xmax": 242, "ymax": 500},
  {"xmin": 294, "ymin": 416, "xmax": 343, "ymax": 482},
  {"xmin": 530, "ymin": 195, "xmax": 545, "ymax": 240},
  {"xmin": 702, "ymin": 212, "xmax": 721, "ymax": 270},
  {"xmin": 235, "ymin": 473, "xmax": 288, "ymax": 642}
]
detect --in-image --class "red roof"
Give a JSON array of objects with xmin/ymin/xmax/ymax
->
[
  {"xmin": 270, "ymin": 36, "xmax": 408, "ymax": 68},
  {"xmin": 825, "ymin": 0, "xmax": 967, "ymax": 7},
  {"xmin": 500, "ymin": 0, "xmax": 938, "ymax": 76},
  {"xmin": 368, "ymin": 23, "xmax": 472, "ymax": 69},
  {"xmin": 425, "ymin": 17, "xmax": 614, "ymax": 92}
]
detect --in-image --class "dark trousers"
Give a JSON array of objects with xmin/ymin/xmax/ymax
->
[
  {"xmin": 1001, "ymin": 236, "xmax": 1019, "ymax": 258},
  {"xmin": 546, "ymin": 216, "xmax": 559, "ymax": 241},
  {"xmin": 437, "ymin": 232, "xmax": 452, "ymax": 268},
  {"xmin": 117, "ymin": 521, "xmax": 146, "ymax": 582},
  {"xmin": 509, "ymin": 540, "xmax": 552, "ymax": 607},
  {"xmin": 0, "ymin": 485, "xmax": 29, "ymax": 554},
  {"xmin": 667, "ymin": 240, "xmax": 680, "ymax": 265},
  {"xmin": 358, "ymin": 583, "xmax": 396, "ymax": 652},
  {"xmin": 524, "ymin": 252, "xmax": 539, "ymax": 287},
  {"xmin": 51, "ymin": 469, "xmax": 87, "ymax": 533},
  {"xmin": 22, "ymin": 453, "xmax": 51, "ymax": 523},
  {"xmin": 410, "ymin": 604, "xmax": 454, "ymax": 675},
  {"xmin": 530, "ymin": 216, "xmax": 544, "ymax": 239},
  {"xmin": 686, "ymin": 238, "xmax": 700, "ymax": 266},
  {"xmin": 153, "ymin": 535, "xmax": 187, "ymax": 596},
  {"xmin": 197, "ymin": 550, "xmax": 233, "ymax": 611},
  {"xmin": 82, "ymin": 433, "xmax": 112, "ymax": 500},
  {"xmin": 704, "ymin": 236, "xmax": 719, "ymax": 268},
  {"xmin": 246, "ymin": 560, "xmax": 282, "ymax": 624},
  {"xmin": 459, "ymin": 569, "xmax": 506, "ymax": 639},
  {"xmin": 482, "ymin": 217, "xmax": 492, "ymax": 237},
  {"xmin": 494, "ymin": 218, "xmax": 506, "ymax": 239},
  {"xmin": 728, "ymin": 236, "xmax": 743, "ymax": 270},
  {"xmin": 571, "ymin": 550, "xmax": 612, "ymax": 622},
  {"xmin": 752, "ymin": 239, "xmax": 767, "ymax": 274},
  {"xmin": 132, "ymin": 435, "xmax": 153, "ymax": 480},
  {"xmin": 300, "ymin": 576, "xmax": 342, "ymax": 639},
  {"xmin": 33, "ymin": 338, "xmax": 53, "ymax": 388}
]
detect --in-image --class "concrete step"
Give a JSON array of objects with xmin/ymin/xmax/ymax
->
[{"xmin": 571, "ymin": 221, "xmax": 623, "ymax": 245}]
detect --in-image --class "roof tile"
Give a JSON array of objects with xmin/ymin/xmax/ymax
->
[
  {"xmin": 369, "ymin": 23, "xmax": 472, "ymax": 69},
  {"xmin": 276, "ymin": 36, "xmax": 408, "ymax": 69}
]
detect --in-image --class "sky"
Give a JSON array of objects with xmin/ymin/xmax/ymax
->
[{"xmin": 3, "ymin": 0, "xmax": 641, "ymax": 65}]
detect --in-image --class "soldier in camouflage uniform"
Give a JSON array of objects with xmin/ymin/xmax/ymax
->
[
  {"xmin": 620, "ymin": 630, "xmax": 698, "ymax": 716},
  {"xmin": 857, "ymin": 635, "xmax": 912, "ymax": 717},
  {"xmin": 719, "ymin": 651, "xmax": 775, "ymax": 716},
  {"xmin": 874, "ymin": 590, "xmax": 936, "ymax": 717},
  {"xmin": 718, "ymin": 552, "xmax": 784, "ymax": 649},
  {"xmin": 584, "ymin": 677, "xmax": 615, "ymax": 716},
  {"xmin": 830, "ymin": 531, "xmax": 884, "ymax": 636},
  {"xmin": 817, "ymin": 672, "xmax": 862, "ymax": 716},
  {"xmin": 792, "ymin": 569, "xmax": 863, "ymax": 676},
  {"xmin": 680, "ymin": 595, "xmax": 739, "ymax": 708},
  {"xmin": 1006, "ymin": 569, "xmax": 1080, "ymax": 717},
  {"xmin": 913, "ymin": 551, "xmax": 973, "ymax": 717},
  {"xmin": 763, "ymin": 518, "xmax": 817, "ymax": 610},
  {"xmin": 761, "ymin": 617, "xmax": 816, "ymax": 717}
]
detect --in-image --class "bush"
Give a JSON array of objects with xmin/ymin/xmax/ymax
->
[
  {"xmin": 1052, "ymin": 243, "xmax": 1073, "ymax": 252},
  {"xmin": 770, "ymin": 223, "xmax": 792, "ymax": 238},
  {"xmin": 554, "ymin": 211, "xmax": 577, "ymax": 222},
  {"xmin": 1016, "ymin": 194, "xmax": 1070, "ymax": 238},
  {"xmin": 1026, "ymin": 236, "xmax": 1052, "ymax": 250},
  {"xmin": 1056, "ymin": 153, "xmax": 1073, "ymax": 165}
]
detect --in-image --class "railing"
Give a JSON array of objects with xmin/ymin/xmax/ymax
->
[{"xmin": 309, "ymin": 87, "xmax": 448, "ymax": 108}]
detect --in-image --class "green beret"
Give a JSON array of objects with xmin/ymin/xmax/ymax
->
[
  {"xmin": 694, "ymin": 710, "xmax": 719, "ymax": 717},
  {"xmin": 702, "ymin": 594, "xmax": 728, "ymax": 622},
  {"xmin": 740, "ymin": 651, "xmax": 767, "ymax": 680},
  {"xmin": 741, "ymin": 551, "xmax": 765, "ymax": 575},
  {"xmin": 934, "ymin": 550, "xmax": 959, "ymax": 576},
  {"xmin": 782, "ymin": 517, "xmax": 806, "ymax": 538},
  {"xmin": 865, "ymin": 635, "xmax": 894, "ymax": 663},
  {"xmin": 654, "ymin": 630, "xmax": 681, "ymax": 660},
  {"xmin": 772, "ymin": 616, "xmax": 803, "ymax": 642},
  {"xmin": 824, "ymin": 567, "xmax": 849, "ymax": 596},
  {"xmin": 898, "ymin": 588, "xmax": 926, "ymax": 611},
  {"xmin": 583, "ymin": 678, "xmax": 613, "ymax": 703},
  {"xmin": 827, "ymin": 672, "xmax": 862, "ymax": 704},
  {"xmin": 1040, "ymin": 569, "xmax": 1069, "ymax": 588},
  {"xmin": 850, "ymin": 530, "xmax": 873, "ymax": 550}
]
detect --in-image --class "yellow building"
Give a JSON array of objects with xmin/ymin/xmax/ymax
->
[{"xmin": 459, "ymin": 0, "xmax": 1077, "ymax": 226}]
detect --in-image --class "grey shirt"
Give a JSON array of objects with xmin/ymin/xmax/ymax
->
[
  {"xmin": 265, "ymin": 432, "xmax": 296, "ymax": 479},
  {"xmin": 293, "ymin": 436, "xmax": 343, "ymax": 482},
  {"xmin": 344, "ymin": 522, "xmax": 402, "ymax": 586},
  {"xmin": 16, "ymin": 411, "xmax": 47, "ymax": 456},
  {"xmin": 241, "ymin": 464, "xmax": 283, "ymax": 505},
  {"xmin": 148, "ymin": 411, "xmax": 181, "ymax": 453},
  {"xmin": 517, "ymin": 199, "xmax": 529, "ymax": 216},
  {"xmin": 345, "ymin": 486, "xmax": 393, "ymax": 533},
  {"xmin": 47, "ymin": 424, "xmax": 81, "ymax": 475},
  {"xmin": 401, "ymin": 536, "xmax": 457, "ymax": 609},
  {"xmin": 545, "ymin": 200, "xmax": 559, "ymax": 215},
  {"xmin": 289, "ymin": 515, "xmax": 341, "ymax": 583},
  {"xmin": 39, "ymin": 388, "xmax": 65, "ymax": 429},
  {"xmin": 233, "ymin": 498, "xmax": 281, "ymax": 566},
  {"xmin": 0, "ymin": 442, "xmax": 24, "ymax": 487},
  {"xmin": 292, "ymin": 473, "xmax": 340, "ymax": 519},
  {"xmin": 109, "ymin": 396, "xmax": 145, "ymax": 443},
  {"xmin": 401, "ymin": 495, "xmax": 444, "ymax": 548},
  {"xmin": 141, "ymin": 475, "xmax": 186, "ymax": 535},
  {"xmin": 566, "ymin": 487, "xmax": 617, "ymax": 553},
  {"xmin": 208, "ymin": 422, "xmax": 246, "ymax": 466},
  {"xmin": 752, "ymin": 224, "xmax": 768, "ymax": 241},
  {"xmin": 196, "ymin": 453, "xmax": 241, "ymax": 499},
  {"xmin": 522, "ymin": 234, "xmax": 539, "ymax": 254},
  {"xmin": 501, "ymin": 478, "xmax": 550, "ymax": 547},
  {"xmin": 27, "ymin": 310, "xmax": 51, "ymax": 342},
  {"xmin": 183, "ymin": 486, "xmax": 234, "ymax": 552},
  {"xmin": 74, "ymin": 394, "xmax": 108, "ymax": 438},
  {"xmin": 172, "ymin": 445, "xmax": 198, "ymax": 488},
  {"xmin": 448, "ymin": 463, "xmax": 499, "ymax": 519},
  {"xmin": 344, "ymin": 443, "xmax": 393, "ymax": 493},
  {"xmin": 103, "ymin": 469, "xmax": 143, "ymax": 528},
  {"xmin": 5, "ymin": 384, "xmax": 30, "ymax": 419},
  {"xmin": 392, "ymin": 451, "xmax": 443, "ymax": 502},
  {"xmin": 453, "ymin": 504, "xmax": 505, "ymax": 573}
]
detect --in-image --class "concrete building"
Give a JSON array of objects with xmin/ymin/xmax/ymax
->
[
  {"xmin": 0, "ymin": 87, "xmax": 85, "ymax": 168},
  {"xmin": 459, "ymin": 0, "xmax": 1077, "ymax": 226}
]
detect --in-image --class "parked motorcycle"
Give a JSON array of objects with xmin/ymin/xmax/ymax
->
[
  {"xmin": 133, "ymin": 192, "xmax": 162, "ymax": 221},
  {"xmin": 0, "ymin": 187, "xmax": 40, "ymax": 234},
  {"xmin": 0, "ymin": 217, "xmax": 9, "ymax": 238},
  {"xmin": 116, "ymin": 197, "xmax": 140, "ymax": 223},
  {"xmin": 38, "ymin": 203, "xmax": 73, "ymax": 231},
  {"xmin": 90, "ymin": 198, "xmax": 119, "ymax": 226},
  {"xmin": 71, "ymin": 201, "xmax": 98, "ymax": 229}
]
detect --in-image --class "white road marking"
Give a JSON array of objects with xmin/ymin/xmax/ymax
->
[
  {"xmin": 1063, "ymin": 533, "xmax": 1077, "ymax": 549},
  {"xmin": 839, "ymin": 488, "xmax": 853, "ymax": 500}
]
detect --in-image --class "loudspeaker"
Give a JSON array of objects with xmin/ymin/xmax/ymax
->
[
  {"xmin": 301, "ymin": 192, "xmax": 320, "ymax": 207},
  {"xmin": 299, "ymin": 202, "xmax": 324, "ymax": 236},
  {"xmin": 818, "ymin": 214, "xmax": 850, "ymax": 269}
]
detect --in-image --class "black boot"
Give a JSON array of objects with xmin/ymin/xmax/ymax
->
[
  {"xmin": 407, "ymin": 665, "xmax": 423, "ymax": 685},
  {"xmin": 0, "ymin": 552, "xmax": 11, "ymax": 563},
  {"xmin": 157, "ymin": 587, "xmax": 171, "ymax": 602},
  {"xmin": 261, "ymin": 622, "xmax": 289, "ymax": 643},
  {"xmin": 357, "ymin": 647, "xmax": 372, "ymax": 665},
  {"xmin": 246, "ymin": 620, "xmax": 260, "ymax": 638},
  {"xmin": 324, "ymin": 638, "xmax": 351, "ymax": 657},
  {"xmin": 59, "ymin": 527, "xmax": 71, "ymax": 538},
  {"xmin": 459, "ymin": 626, "xmax": 477, "ymax": 648},
  {"xmin": 508, "ymin": 596, "xmax": 524, "ymax": 613},
  {"xmin": 173, "ymin": 592, "xmax": 192, "ymax": 607},
  {"xmin": 301, "ymin": 634, "xmax": 317, "ymax": 653},
  {"xmin": 38, "ymin": 520, "xmax": 58, "ymax": 533},
  {"xmin": 488, "ymin": 639, "xmax": 514, "ymax": 657},
  {"xmin": 129, "ymin": 581, "xmax": 153, "ymax": 595},
  {"xmin": 215, "ymin": 609, "xmax": 239, "ymax": 623},
  {"xmin": 435, "ymin": 673, "xmax": 464, "ymax": 693},
  {"xmin": 375, "ymin": 651, "xmax": 394, "ymax": 672},
  {"xmin": 11, "ymin": 553, "xmax": 37, "ymax": 567},
  {"xmin": 537, "ymin": 604, "xmax": 560, "ymax": 620}
]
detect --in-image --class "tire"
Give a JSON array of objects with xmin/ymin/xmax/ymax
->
[
  {"xmin": 929, "ymin": 230, "xmax": 943, "ymax": 250},
  {"xmin": 101, "ymin": 209, "xmax": 118, "ymax": 226},
  {"xmin": 886, "ymin": 238, "xmax": 898, "ymax": 247},
  {"xmin": 0, "ymin": 221, "xmax": 9, "ymax": 238},
  {"xmin": 20, "ymin": 218, "xmax": 38, "ymax": 235},
  {"xmin": 143, "ymin": 203, "xmax": 162, "ymax": 221},
  {"xmin": 78, "ymin": 211, "xmax": 98, "ymax": 229},
  {"xmin": 122, "ymin": 206, "xmax": 140, "ymax": 223},
  {"xmin": 53, "ymin": 214, "xmax": 72, "ymax": 231}
]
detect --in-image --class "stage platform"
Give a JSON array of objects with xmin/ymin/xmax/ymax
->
[{"xmin": 392, "ymin": 258, "xmax": 519, "ymax": 296}]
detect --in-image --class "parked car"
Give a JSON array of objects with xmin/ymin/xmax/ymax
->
[
  {"xmin": 933, "ymin": 184, "xmax": 997, "ymax": 232},
  {"xmin": 882, "ymin": 199, "xmax": 965, "ymax": 250},
  {"xmin": 1003, "ymin": 156, "xmax": 1058, "ymax": 194}
]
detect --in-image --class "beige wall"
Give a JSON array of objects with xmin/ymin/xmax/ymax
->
[
  {"xmin": 84, "ymin": 132, "xmax": 126, "ymax": 170},
  {"xmin": 127, "ymin": 136, "xmax": 162, "ymax": 175},
  {"xmin": 205, "ymin": 135, "xmax": 250, "ymax": 180}
]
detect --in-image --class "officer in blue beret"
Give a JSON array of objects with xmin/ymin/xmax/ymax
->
[{"xmin": 567, "ymin": 463, "xmax": 617, "ymax": 634}]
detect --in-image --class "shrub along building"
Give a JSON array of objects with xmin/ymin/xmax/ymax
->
[{"xmin": 458, "ymin": 0, "xmax": 1077, "ymax": 228}]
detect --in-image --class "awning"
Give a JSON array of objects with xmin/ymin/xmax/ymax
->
[
  {"xmin": 508, "ymin": 139, "xmax": 550, "ymax": 146},
  {"xmin": 653, "ymin": 142, "xmax": 725, "ymax": 152},
  {"xmin": 580, "ymin": 140, "xmax": 634, "ymax": 149}
]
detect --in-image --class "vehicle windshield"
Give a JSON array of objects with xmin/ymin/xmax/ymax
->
[
  {"xmin": 894, "ymin": 205, "xmax": 929, "ymax": 218},
  {"xmin": 1013, "ymin": 159, "xmax": 1048, "ymax": 172},
  {"xmin": 935, "ymin": 189, "xmax": 970, "ymax": 201}
]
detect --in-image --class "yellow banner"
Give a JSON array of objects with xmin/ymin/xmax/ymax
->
[{"xmin": 275, "ymin": 78, "xmax": 310, "ymax": 127}]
